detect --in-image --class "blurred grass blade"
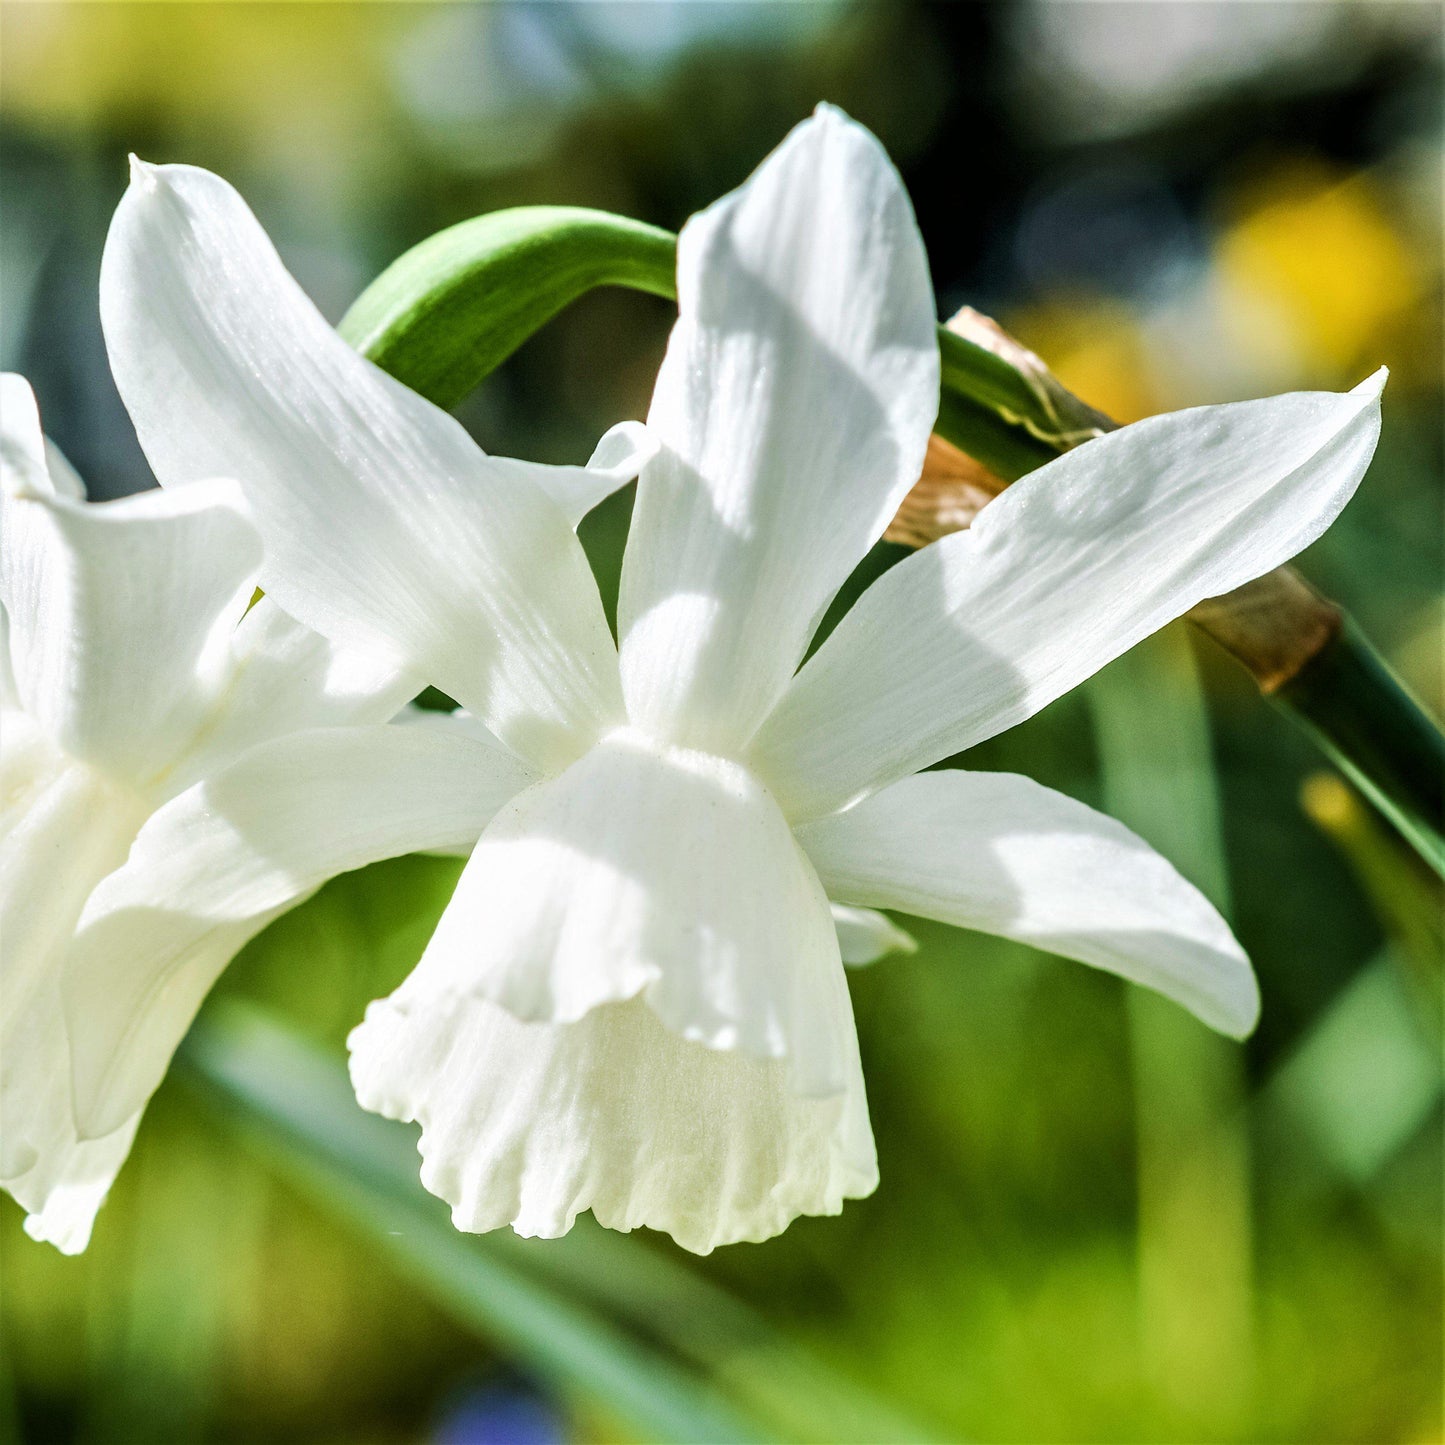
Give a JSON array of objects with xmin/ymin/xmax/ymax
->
[
  {"xmin": 1300, "ymin": 770, "xmax": 1443, "ymax": 1033},
  {"xmin": 1089, "ymin": 627, "xmax": 1256, "ymax": 1428},
  {"xmin": 1261, "ymin": 950, "xmax": 1441, "ymax": 1183},
  {"xmin": 178, "ymin": 1004, "xmax": 765, "ymax": 1445},
  {"xmin": 339, "ymin": 203, "xmax": 1444, "ymax": 878},
  {"xmin": 480, "ymin": 1213, "xmax": 939, "ymax": 1444},
  {"xmin": 178, "ymin": 1003, "xmax": 941, "ymax": 1445}
]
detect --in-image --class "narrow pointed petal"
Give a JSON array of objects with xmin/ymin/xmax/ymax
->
[
  {"xmin": 796, "ymin": 770, "xmax": 1259, "ymax": 1036},
  {"xmin": 65, "ymin": 720, "xmax": 537, "ymax": 1140},
  {"xmin": 1, "ymin": 475, "xmax": 261, "ymax": 781},
  {"xmin": 101, "ymin": 162, "xmax": 630, "ymax": 773},
  {"xmin": 350, "ymin": 993, "xmax": 877, "ymax": 1255},
  {"xmin": 392, "ymin": 726, "xmax": 855, "ymax": 1094},
  {"xmin": 755, "ymin": 374, "xmax": 1386, "ymax": 821},
  {"xmin": 830, "ymin": 903, "xmax": 918, "ymax": 966},
  {"xmin": 617, "ymin": 105, "xmax": 939, "ymax": 752}
]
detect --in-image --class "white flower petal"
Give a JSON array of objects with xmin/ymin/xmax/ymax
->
[
  {"xmin": 0, "ymin": 715, "xmax": 145, "ymax": 1210},
  {"xmin": 173, "ymin": 597, "xmax": 418, "ymax": 784},
  {"xmin": 0, "ymin": 613, "xmax": 16, "ymax": 712},
  {"xmin": 10, "ymin": 1115, "xmax": 140, "ymax": 1256},
  {"xmin": 41, "ymin": 441, "xmax": 87, "ymax": 501},
  {"xmin": 101, "ymin": 161, "xmax": 629, "ymax": 773},
  {"xmin": 394, "ymin": 725, "xmax": 854, "ymax": 1094},
  {"xmin": 0, "ymin": 373, "xmax": 90, "ymax": 504},
  {"xmin": 1, "ymin": 374, "xmax": 63, "ymax": 499},
  {"xmin": 616, "ymin": 104, "xmax": 939, "ymax": 752},
  {"xmin": 755, "ymin": 373, "xmax": 1387, "ymax": 821},
  {"xmin": 830, "ymin": 903, "xmax": 918, "ymax": 966},
  {"xmin": 483, "ymin": 421, "xmax": 659, "ymax": 530},
  {"xmin": 349, "ymin": 993, "xmax": 877, "ymax": 1255},
  {"xmin": 1, "ymin": 474, "xmax": 261, "ymax": 782},
  {"xmin": 796, "ymin": 770, "xmax": 1259, "ymax": 1037},
  {"xmin": 64, "ymin": 721, "xmax": 537, "ymax": 1140}
]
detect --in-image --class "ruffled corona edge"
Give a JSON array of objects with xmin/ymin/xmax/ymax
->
[{"xmin": 348, "ymin": 991, "xmax": 878, "ymax": 1255}]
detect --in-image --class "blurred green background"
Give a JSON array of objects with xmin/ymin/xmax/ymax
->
[{"xmin": 1, "ymin": 3, "xmax": 1440, "ymax": 1442}]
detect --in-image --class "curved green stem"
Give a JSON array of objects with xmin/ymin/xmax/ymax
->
[
  {"xmin": 340, "ymin": 207, "xmax": 678, "ymax": 411},
  {"xmin": 341, "ymin": 206, "xmax": 1445, "ymax": 876},
  {"xmin": 1276, "ymin": 617, "xmax": 1445, "ymax": 876}
]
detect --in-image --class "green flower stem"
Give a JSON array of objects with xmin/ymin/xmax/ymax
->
[
  {"xmin": 340, "ymin": 206, "xmax": 1445, "ymax": 876},
  {"xmin": 932, "ymin": 386, "xmax": 1059, "ymax": 480},
  {"xmin": 1278, "ymin": 617, "xmax": 1445, "ymax": 877},
  {"xmin": 341, "ymin": 208, "xmax": 678, "ymax": 411}
]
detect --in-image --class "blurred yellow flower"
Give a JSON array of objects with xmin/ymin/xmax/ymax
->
[
  {"xmin": 1216, "ymin": 158, "xmax": 1427, "ymax": 386},
  {"xmin": 1002, "ymin": 294, "xmax": 1162, "ymax": 425},
  {"xmin": 0, "ymin": 2, "xmax": 414, "ymax": 192}
]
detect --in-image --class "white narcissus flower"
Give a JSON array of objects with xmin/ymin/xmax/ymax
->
[
  {"xmin": 102, "ymin": 105, "xmax": 1384, "ymax": 1254},
  {"xmin": 0, "ymin": 370, "xmax": 653, "ymax": 1254}
]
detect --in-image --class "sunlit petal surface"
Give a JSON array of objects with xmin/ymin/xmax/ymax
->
[
  {"xmin": 65, "ymin": 718, "xmax": 535, "ymax": 1140},
  {"xmin": 387, "ymin": 725, "xmax": 855, "ymax": 1096},
  {"xmin": 754, "ymin": 372, "xmax": 1385, "ymax": 819},
  {"xmin": 797, "ymin": 770, "xmax": 1258, "ymax": 1036},
  {"xmin": 2, "ymin": 398, "xmax": 261, "ymax": 781},
  {"xmin": 101, "ymin": 163, "xmax": 631, "ymax": 772},
  {"xmin": 617, "ymin": 104, "xmax": 939, "ymax": 752}
]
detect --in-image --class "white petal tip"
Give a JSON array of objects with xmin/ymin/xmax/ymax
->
[
  {"xmin": 23, "ymin": 1213, "xmax": 90, "ymax": 1255},
  {"xmin": 587, "ymin": 419, "xmax": 660, "ymax": 479},
  {"xmin": 1351, "ymin": 366, "xmax": 1389, "ymax": 400},
  {"xmin": 829, "ymin": 904, "xmax": 918, "ymax": 966},
  {"xmin": 127, "ymin": 154, "xmax": 160, "ymax": 192},
  {"xmin": 1223, "ymin": 1001, "xmax": 1261, "ymax": 1042},
  {"xmin": 1210, "ymin": 975, "xmax": 1261, "ymax": 1041}
]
